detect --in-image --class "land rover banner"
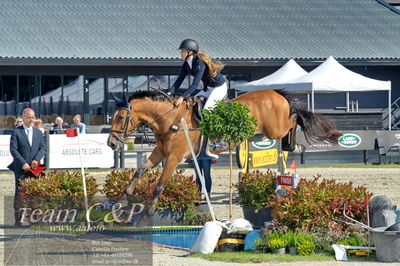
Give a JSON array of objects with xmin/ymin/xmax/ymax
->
[
  {"xmin": 249, "ymin": 137, "xmax": 277, "ymax": 152},
  {"xmin": 296, "ymin": 130, "xmax": 377, "ymax": 151}
]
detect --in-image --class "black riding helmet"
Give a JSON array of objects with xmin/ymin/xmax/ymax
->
[{"xmin": 178, "ymin": 39, "xmax": 199, "ymax": 53}]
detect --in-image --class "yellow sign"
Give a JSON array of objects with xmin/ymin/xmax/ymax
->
[
  {"xmin": 251, "ymin": 149, "xmax": 288, "ymax": 168},
  {"xmin": 251, "ymin": 149, "xmax": 278, "ymax": 167}
]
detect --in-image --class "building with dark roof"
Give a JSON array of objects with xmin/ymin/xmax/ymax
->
[{"xmin": 0, "ymin": 0, "xmax": 399, "ymax": 128}]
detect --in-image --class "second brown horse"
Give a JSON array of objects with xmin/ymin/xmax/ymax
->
[{"xmin": 107, "ymin": 89, "xmax": 341, "ymax": 214}]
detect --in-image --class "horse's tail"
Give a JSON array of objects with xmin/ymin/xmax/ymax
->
[{"xmin": 296, "ymin": 109, "xmax": 342, "ymax": 143}]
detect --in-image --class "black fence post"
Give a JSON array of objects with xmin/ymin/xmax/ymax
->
[
  {"xmin": 363, "ymin": 127, "xmax": 369, "ymax": 165},
  {"xmin": 120, "ymin": 146, "xmax": 125, "ymax": 168},
  {"xmin": 277, "ymin": 139, "xmax": 284, "ymax": 173},
  {"xmin": 45, "ymin": 130, "xmax": 50, "ymax": 167},
  {"xmin": 114, "ymin": 150, "xmax": 119, "ymax": 169}
]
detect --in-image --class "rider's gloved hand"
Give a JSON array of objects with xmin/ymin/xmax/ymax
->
[
  {"xmin": 174, "ymin": 96, "xmax": 184, "ymax": 107},
  {"xmin": 166, "ymin": 88, "xmax": 174, "ymax": 95}
]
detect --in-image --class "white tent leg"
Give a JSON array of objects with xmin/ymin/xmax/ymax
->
[
  {"xmin": 346, "ymin": 92, "xmax": 350, "ymax": 112},
  {"xmin": 389, "ymin": 89, "xmax": 392, "ymax": 130},
  {"xmin": 311, "ymin": 90, "xmax": 315, "ymax": 112}
]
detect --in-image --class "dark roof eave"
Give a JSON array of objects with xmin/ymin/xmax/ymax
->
[{"xmin": 0, "ymin": 57, "xmax": 400, "ymax": 67}]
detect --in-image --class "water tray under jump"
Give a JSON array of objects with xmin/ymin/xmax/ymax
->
[{"xmin": 94, "ymin": 227, "xmax": 261, "ymax": 251}]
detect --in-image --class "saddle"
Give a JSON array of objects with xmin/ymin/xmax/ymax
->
[{"xmin": 191, "ymin": 94, "xmax": 229, "ymax": 122}]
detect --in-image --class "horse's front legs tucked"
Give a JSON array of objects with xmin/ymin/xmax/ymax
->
[
  {"xmin": 148, "ymin": 154, "xmax": 182, "ymax": 215},
  {"xmin": 125, "ymin": 147, "xmax": 165, "ymax": 196}
]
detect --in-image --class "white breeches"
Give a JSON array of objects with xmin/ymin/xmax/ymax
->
[{"xmin": 195, "ymin": 82, "xmax": 228, "ymax": 110}]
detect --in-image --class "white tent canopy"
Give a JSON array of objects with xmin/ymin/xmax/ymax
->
[
  {"xmin": 280, "ymin": 56, "xmax": 391, "ymax": 93},
  {"xmin": 274, "ymin": 56, "xmax": 392, "ymax": 129},
  {"xmin": 236, "ymin": 56, "xmax": 392, "ymax": 129},
  {"xmin": 236, "ymin": 59, "xmax": 308, "ymax": 91}
]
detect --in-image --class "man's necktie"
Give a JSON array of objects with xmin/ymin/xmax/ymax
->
[{"xmin": 26, "ymin": 128, "xmax": 32, "ymax": 146}]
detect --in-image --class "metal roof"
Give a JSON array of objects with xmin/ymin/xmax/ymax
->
[{"xmin": 0, "ymin": 0, "xmax": 400, "ymax": 62}]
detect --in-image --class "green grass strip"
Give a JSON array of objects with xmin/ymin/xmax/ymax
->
[{"xmin": 190, "ymin": 251, "xmax": 334, "ymax": 263}]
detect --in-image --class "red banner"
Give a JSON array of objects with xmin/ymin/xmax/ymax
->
[{"xmin": 277, "ymin": 175, "xmax": 293, "ymax": 186}]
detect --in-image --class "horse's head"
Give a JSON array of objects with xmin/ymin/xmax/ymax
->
[{"xmin": 107, "ymin": 93, "xmax": 138, "ymax": 151}]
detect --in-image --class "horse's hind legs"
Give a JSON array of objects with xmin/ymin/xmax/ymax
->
[{"xmin": 282, "ymin": 114, "xmax": 299, "ymax": 152}]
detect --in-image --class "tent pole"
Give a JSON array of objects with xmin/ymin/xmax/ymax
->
[
  {"xmin": 307, "ymin": 93, "xmax": 310, "ymax": 111},
  {"xmin": 389, "ymin": 89, "xmax": 392, "ymax": 130},
  {"xmin": 346, "ymin": 92, "xmax": 350, "ymax": 112},
  {"xmin": 311, "ymin": 90, "xmax": 314, "ymax": 112}
]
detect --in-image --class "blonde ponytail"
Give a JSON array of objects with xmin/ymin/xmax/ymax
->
[{"xmin": 197, "ymin": 53, "xmax": 225, "ymax": 79}]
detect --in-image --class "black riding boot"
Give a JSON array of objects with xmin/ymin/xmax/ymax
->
[{"xmin": 197, "ymin": 137, "xmax": 219, "ymax": 160}]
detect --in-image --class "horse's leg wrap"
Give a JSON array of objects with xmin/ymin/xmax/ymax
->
[
  {"xmin": 126, "ymin": 167, "xmax": 145, "ymax": 195},
  {"xmin": 149, "ymin": 184, "xmax": 164, "ymax": 215},
  {"xmin": 153, "ymin": 184, "xmax": 164, "ymax": 202}
]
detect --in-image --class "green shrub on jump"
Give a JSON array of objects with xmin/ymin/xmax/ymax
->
[
  {"xmin": 200, "ymin": 101, "xmax": 257, "ymax": 145},
  {"xmin": 200, "ymin": 101, "xmax": 257, "ymax": 219}
]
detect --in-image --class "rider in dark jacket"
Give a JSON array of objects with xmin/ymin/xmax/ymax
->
[{"xmin": 169, "ymin": 39, "xmax": 228, "ymax": 159}]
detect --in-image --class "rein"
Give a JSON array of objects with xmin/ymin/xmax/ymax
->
[
  {"xmin": 153, "ymin": 103, "xmax": 197, "ymax": 139},
  {"xmin": 110, "ymin": 100, "xmax": 199, "ymax": 144}
]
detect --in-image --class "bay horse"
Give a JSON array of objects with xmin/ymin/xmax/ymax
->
[{"xmin": 107, "ymin": 89, "xmax": 341, "ymax": 214}]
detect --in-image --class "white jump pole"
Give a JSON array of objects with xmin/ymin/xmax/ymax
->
[
  {"xmin": 76, "ymin": 130, "xmax": 90, "ymax": 229},
  {"xmin": 180, "ymin": 118, "xmax": 216, "ymax": 221}
]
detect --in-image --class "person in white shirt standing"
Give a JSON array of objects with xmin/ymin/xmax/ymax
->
[{"xmin": 8, "ymin": 108, "xmax": 46, "ymax": 226}]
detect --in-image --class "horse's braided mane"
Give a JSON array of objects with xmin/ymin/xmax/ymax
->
[{"xmin": 128, "ymin": 90, "xmax": 175, "ymax": 102}]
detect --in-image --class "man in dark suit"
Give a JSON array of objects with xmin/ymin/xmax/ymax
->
[{"xmin": 8, "ymin": 108, "xmax": 46, "ymax": 225}]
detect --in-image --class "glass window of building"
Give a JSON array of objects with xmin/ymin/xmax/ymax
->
[
  {"xmin": 128, "ymin": 76, "xmax": 148, "ymax": 93},
  {"xmin": 0, "ymin": 76, "xmax": 17, "ymax": 115},
  {"xmin": 149, "ymin": 75, "xmax": 169, "ymax": 91},
  {"xmin": 106, "ymin": 77, "xmax": 126, "ymax": 124},
  {"xmin": 40, "ymin": 76, "xmax": 62, "ymax": 123},
  {"xmin": 0, "ymin": 76, "xmax": 17, "ymax": 128},
  {"xmin": 86, "ymin": 77, "xmax": 105, "ymax": 125},
  {"xmin": 19, "ymin": 76, "xmax": 40, "ymax": 116},
  {"xmin": 63, "ymin": 76, "xmax": 83, "ymax": 126},
  {"xmin": 169, "ymin": 75, "xmax": 190, "ymax": 95},
  {"xmin": 226, "ymin": 75, "xmax": 250, "ymax": 98}
]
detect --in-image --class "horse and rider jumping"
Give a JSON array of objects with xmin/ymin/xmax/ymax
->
[{"xmin": 107, "ymin": 39, "xmax": 342, "ymax": 215}]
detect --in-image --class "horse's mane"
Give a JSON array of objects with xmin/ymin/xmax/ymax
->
[{"xmin": 128, "ymin": 90, "xmax": 174, "ymax": 102}]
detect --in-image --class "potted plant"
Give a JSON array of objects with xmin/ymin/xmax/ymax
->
[
  {"xmin": 285, "ymin": 232, "xmax": 297, "ymax": 255},
  {"xmin": 236, "ymin": 170, "xmax": 275, "ymax": 226},
  {"xmin": 267, "ymin": 239, "xmax": 287, "ymax": 254}
]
